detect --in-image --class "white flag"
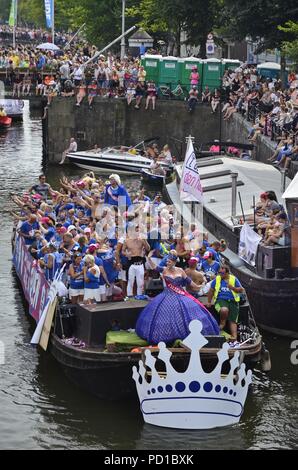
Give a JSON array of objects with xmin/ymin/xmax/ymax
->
[
  {"xmin": 238, "ymin": 223, "xmax": 262, "ymax": 266},
  {"xmin": 180, "ymin": 137, "xmax": 203, "ymax": 203}
]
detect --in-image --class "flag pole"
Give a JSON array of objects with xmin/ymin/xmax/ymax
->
[
  {"xmin": 52, "ymin": 0, "xmax": 55, "ymax": 44},
  {"xmin": 64, "ymin": 23, "xmax": 86, "ymax": 49},
  {"xmin": 13, "ymin": 0, "xmax": 18, "ymax": 49}
]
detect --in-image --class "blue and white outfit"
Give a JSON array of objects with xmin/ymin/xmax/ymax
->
[
  {"xmin": 84, "ymin": 265, "xmax": 101, "ymax": 302},
  {"xmin": 69, "ymin": 262, "xmax": 84, "ymax": 298}
]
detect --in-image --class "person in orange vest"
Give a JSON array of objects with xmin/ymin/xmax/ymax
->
[{"xmin": 207, "ymin": 265, "xmax": 244, "ymax": 342}]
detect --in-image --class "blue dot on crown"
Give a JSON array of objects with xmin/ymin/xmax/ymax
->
[
  {"xmin": 175, "ymin": 382, "xmax": 186, "ymax": 392},
  {"xmin": 215, "ymin": 385, "xmax": 221, "ymax": 393},
  {"xmin": 165, "ymin": 384, "xmax": 173, "ymax": 392},
  {"xmin": 203, "ymin": 382, "xmax": 213, "ymax": 393},
  {"xmin": 189, "ymin": 381, "xmax": 200, "ymax": 393},
  {"xmin": 157, "ymin": 386, "xmax": 163, "ymax": 393},
  {"xmin": 223, "ymin": 386, "xmax": 228, "ymax": 394}
]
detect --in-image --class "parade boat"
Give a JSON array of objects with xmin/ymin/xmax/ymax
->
[
  {"xmin": 164, "ymin": 155, "xmax": 298, "ymax": 338},
  {"xmin": 48, "ymin": 295, "xmax": 264, "ymax": 400},
  {"xmin": 67, "ymin": 139, "xmax": 171, "ymax": 175},
  {"xmin": 12, "ymin": 230, "xmax": 265, "ymax": 400},
  {"xmin": 0, "ymin": 99, "xmax": 24, "ymax": 120}
]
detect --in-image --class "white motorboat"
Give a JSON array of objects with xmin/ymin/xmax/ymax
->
[
  {"xmin": 67, "ymin": 140, "xmax": 170, "ymax": 175},
  {"xmin": 0, "ymin": 99, "xmax": 24, "ymax": 119}
]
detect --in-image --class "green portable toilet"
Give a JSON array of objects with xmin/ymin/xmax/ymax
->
[
  {"xmin": 257, "ymin": 62, "xmax": 281, "ymax": 80},
  {"xmin": 141, "ymin": 54, "xmax": 162, "ymax": 83},
  {"xmin": 222, "ymin": 59, "xmax": 241, "ymax": 72},
  {"xmin": 202, "ymin": 58, "xmax": 223, "ymax": 91},
  {"xmin": 178, "ymin": 57, "xmax": 203, "ymax": 92},
  {"xmin": 159, "ymin": 56, "xmax": 179, "ymax": 87}
]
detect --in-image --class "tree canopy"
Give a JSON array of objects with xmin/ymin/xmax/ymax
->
[
  {"xmin": 221, "ymin": 0, "xmax": 298, "ymax": 52},
  {"xmin": 1, "ymin": 0, "xmax": 298, "ymax": 61}
]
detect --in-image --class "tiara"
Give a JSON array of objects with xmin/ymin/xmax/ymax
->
[{"xmin": 132, "ymin": 320, "xmax": 252, "ymax": 429}]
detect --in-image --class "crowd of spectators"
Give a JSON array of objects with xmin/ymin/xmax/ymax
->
[
  {"xmin": 0, "ymin": 23, "xmax": 70, "ymax": 46},
  {"xmin": 215, "ymin": 64, "xmax": 298, "ymax": 154}
]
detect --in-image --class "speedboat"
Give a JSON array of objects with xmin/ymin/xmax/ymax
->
[
  {"xmin": 141, "ymin": 168, "xmax": 165, "ymax": 186},
  {"xmin": 141, "ymin": 166, "xmax": 174, "ymax": 187},
  {"xmin": 67, "ymin": 139, "xmax": 170, "ymax": 175},
  {"xmin": 0, "ymin": 99, "xmax": 24, "ymax": 119}
]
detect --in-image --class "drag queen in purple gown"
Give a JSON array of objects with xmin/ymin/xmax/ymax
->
[{"xmin": 136, "ymin": 253, "xmax": 219, "ymax": 344}]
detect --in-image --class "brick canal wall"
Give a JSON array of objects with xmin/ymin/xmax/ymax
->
[
  {"xmin": 44, "ymin": 98, "xmax": 221, "ymax": 163},
  {"xmin": 222, "ymin": 112, "xmax": 276, "ymax": 163},
  {"xmin": 45, "ymin": 98, "xmax": 295, "ymax": 175}
]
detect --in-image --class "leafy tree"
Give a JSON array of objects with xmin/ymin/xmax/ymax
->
[
  {"xmin": 221, "ymin": 0, "xmax": 298, "ymax": 52},
  {"xmin": 127, "ymin": 0, "xmax": 219, "ymax": 57},
  {"xmin": 279, "ymin": 22, "xmax": 298, "ymax": 70},
  {"xmin": 0, "ymin": 0, "xmax": 11, "ymax": 22},
  {"xmin": 18, "ymin": 0, "xmax": 44, "ymax": 26}
]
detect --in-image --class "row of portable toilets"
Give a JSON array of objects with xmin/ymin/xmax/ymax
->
[{"xmin": 140, "ymin": 56, "xmax": 241, "ymax": 92}]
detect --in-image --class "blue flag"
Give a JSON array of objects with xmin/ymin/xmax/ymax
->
[{"xmin": 44, "ymin": 0, "xmax": 53, "ymax": 28}]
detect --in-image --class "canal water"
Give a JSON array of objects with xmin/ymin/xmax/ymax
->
[{"xmin": 0, "ymin": 102, "xmax": 297, "ymax": 450}]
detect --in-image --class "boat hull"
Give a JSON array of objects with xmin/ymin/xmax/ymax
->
[
  {"xmin": 230, "ymin": 269, "xmax": 298, "ymax": 338},
  {"xmin": 0, "ymin": 116, "xmax": 12, "ymax": 128},
  {"xmin": 141, "ymin": 169, "xmax": 165, "ymax": 187},
  {"xmin": 68, "ymin": 155, "xmax": 151, "ymax": 175},
  {"xmin": 50, "ymin": 333, "xmax": 262, "ymax": 400}
]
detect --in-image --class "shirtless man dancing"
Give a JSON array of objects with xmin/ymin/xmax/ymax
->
[{"xmin": 122, "ymin": 224, "xmax": 150, "ymax": 298}]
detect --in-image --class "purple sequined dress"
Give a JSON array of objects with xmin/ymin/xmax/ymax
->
[{"xmin": 136, "ymin": 276, "xmax": 219, "ymax": 344}]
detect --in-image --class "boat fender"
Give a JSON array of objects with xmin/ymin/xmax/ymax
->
[{"xmin": 260, "ymin": 348, "xmax": 271, "ymax": 372}]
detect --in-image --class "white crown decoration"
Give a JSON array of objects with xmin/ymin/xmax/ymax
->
[{"xmin": 132, "ymin": 320, "xmax": 252, "ymax": 429}]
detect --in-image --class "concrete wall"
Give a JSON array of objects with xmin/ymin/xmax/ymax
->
[
  {"xmin": 44, "ymin": 98, "xmax": 221, "ymax": 163},
  {"xmin": 222, "ymin": 112, "xmax": 276, "ymax": 163}
]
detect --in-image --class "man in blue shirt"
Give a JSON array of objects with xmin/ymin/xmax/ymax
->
[
  {"xmin": 19, "ymin": 214, "xmax": 40, "ymax": 246},
  {"xmin": 201, "ymin": 251, "xmax": 220, "ymax": 281},
  {"xmin": 207, "ymin": 265, "xmax": 244, "ymax": 342}
]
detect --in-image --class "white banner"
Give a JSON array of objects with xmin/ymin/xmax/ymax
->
[
  {"xmin": 238, "ymin": 223, "xmax": 262, "ymax": 266},
  {"xmin": 180, "ymin": 138, "xmax": 203, "ymax": 203}
]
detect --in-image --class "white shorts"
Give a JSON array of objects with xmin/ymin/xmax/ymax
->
[
  {"xmin": 84, "ymin": 287, "xmax": 105, "ymax": 302},
  {"xmin": 69, "ymin": 288, "xmax": 84, "ymax": 298}
]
